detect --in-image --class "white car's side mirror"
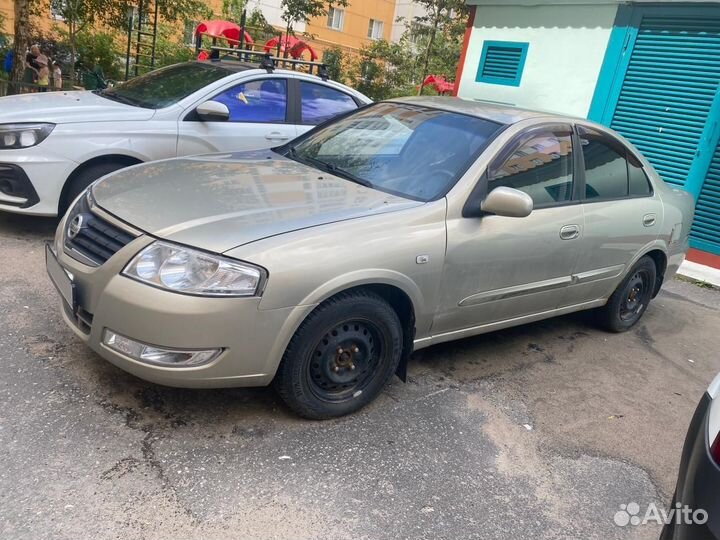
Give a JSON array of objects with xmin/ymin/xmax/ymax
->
[
  {"xmin": 481, "ymin": 186, "xmax": 534, "ymax": 218},
  {"xmin": 196, "ymin": 100, "xmax": 230, "ymax": 122}
]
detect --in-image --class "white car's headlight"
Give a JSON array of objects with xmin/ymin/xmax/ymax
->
[
  {"xmin": 0, "ymin": 123, "xmax": 55, "ymax": 149},
  {"xmin": 123, "ymin": 241, "xmax": 265, "ymax": 297}
]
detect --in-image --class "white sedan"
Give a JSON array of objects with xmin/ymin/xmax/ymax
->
[{"xmin": 0, "ymin": 60, "xmax": 370, "ymax": 216}]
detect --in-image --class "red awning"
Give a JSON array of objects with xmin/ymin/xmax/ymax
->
[
  {"xmin": 195, "ymin": 20, "xmax": 254, "ymax": 46},
  {"xmin": 263, "ymin": 36, "xmax": 318, "ymax": 61},
  {"xmin": 419, "ymin": 74, "xmax": 456, "ymax": 94}
]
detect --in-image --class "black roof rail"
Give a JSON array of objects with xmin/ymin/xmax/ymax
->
[{"xmin": 208, "ymin": 46, "xmax": 330, "ymax": 80}]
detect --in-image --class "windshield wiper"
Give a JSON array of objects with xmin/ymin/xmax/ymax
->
[
  {"xmin": 94, "ymin": 90, "xmax": 142, "ymax": 107},
  {"xmin": 285, "ymin": 146, "xmax": 373, "ymax": 188}
]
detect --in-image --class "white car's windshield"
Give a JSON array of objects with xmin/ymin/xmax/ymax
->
[
  {"xmin": 96, "ymin": 63, "xmax": 232, "ymax": 109},
  {"xmin": 286, "ymin": 102, "xmax": 503, "ymax": 202}
]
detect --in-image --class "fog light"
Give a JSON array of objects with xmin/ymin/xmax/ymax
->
[{"xmin": 102, "ymin": 329, "xmax": 222, "ymax": 367}]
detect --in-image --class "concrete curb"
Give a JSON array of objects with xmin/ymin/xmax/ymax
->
[{"xmin": 677, "ymin": 260, "xmax": 720, "ymax": 288}]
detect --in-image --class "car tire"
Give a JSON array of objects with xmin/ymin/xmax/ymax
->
[
  {"xmin": 595, "ymin": 256, "xmax": 657, "ymax": 333},
  {"xmin": 274, "ymin": 290, "xmax": 403, "ymax": 420},
  {"xmin": 60, "ymin": 162, "xmax": 129, "ymax": 216}
]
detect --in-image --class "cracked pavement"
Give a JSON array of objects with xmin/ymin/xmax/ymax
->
[{"xmin": 0, "ymin": 212, "xmax": 718, "ymax": 540}]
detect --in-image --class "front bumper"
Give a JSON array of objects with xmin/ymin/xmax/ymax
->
[
  {"xmin": 0, "ymin": 147, "xmax": 78, "ymax": 216},
  {"xmin": 49, "ymin": 214, "xmax": 313, "ymax": 388}
]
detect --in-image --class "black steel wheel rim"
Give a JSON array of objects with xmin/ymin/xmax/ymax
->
[
  {"xmin": 619, "ymin": 270, "xmax": 650, "ymax": 322},
  {"xmin": 306, "ymin": 318, "xmax": 385, "ymax": 403}
]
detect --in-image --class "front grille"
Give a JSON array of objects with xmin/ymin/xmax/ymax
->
[{"xmin": 64, "ymin": 193, "xmax": 138, "ymax": 266}]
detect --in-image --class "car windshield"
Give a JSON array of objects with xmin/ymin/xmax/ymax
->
[
  {"xmin": 286, "ymin": 102, "xmax": 503, "ymax": 201},
  {"xmin": 95, "ymin": 63, "xmax": 232, "ymax": 109}
]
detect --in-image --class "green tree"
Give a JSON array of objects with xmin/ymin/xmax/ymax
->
[
  {"xmin": 153, "ymin": 22, "xmax": 195, "ymax": 68},
  {"xmin": 406, "ymin": 0, "xmax": 467, "ymax": 94},
  {"xmin": 280, "ymin": 0, "xmax": 349, "ymax": 55},
  {"xmin": 221, "ymin": 0, "xmax": 246, "ymax": 23},
  {"xmin": 321, "ymin": 45, "xmax": 345, "ymax": 83},
  {"xmin": 50, "ymin": 0, "xmax": 208, "ymax": 84},
  {"xmin": 10, "ymin": 0, "xmax": 37, "ymax": 90}
]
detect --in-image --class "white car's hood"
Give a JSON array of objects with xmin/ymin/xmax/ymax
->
[{"xmin": 0, "ymin": 90, "xmax": 155, "ymax": 124}]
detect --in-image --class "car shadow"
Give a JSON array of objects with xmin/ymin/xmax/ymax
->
[
  {"xmin": 0, "ymin": 211, "xmax": 58, "ymax": 240},
  {"xmin": 77, "ymin": 310, "xmax": 600, "ymax": 431}
]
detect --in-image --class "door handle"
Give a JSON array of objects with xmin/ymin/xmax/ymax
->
[
  {"xmin": 643, "ymin": 213, "xmax": 656, "ymax": 227},
  {"xmin": 265, "ymin": 132, "xmax": 289, "ymax": 141},
  {"xmin": 559, "ymin": 224, "xmax": 580, "ymax": 240}
]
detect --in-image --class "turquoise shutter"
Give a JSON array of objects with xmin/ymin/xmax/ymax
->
[
  {"xmin": 608, "ymin": 15, "xmax": 720, "ymax": 189},
  {"xmin": 692, "ymin": 145, "xmax": 720, "ymax": 254}
]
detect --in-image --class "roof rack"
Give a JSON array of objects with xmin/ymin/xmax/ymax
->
[{"xmin": 208, "ymin": 46, "xmax": 329, "ymax": 80}]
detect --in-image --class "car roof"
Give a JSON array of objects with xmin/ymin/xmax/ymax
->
[{"xmin": 390, "ymin": 96, "xmax": 556, "ymax": 125}]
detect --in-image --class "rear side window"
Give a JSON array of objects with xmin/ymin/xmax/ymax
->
[
  {"xmin": 488, "ymin": 127, "xmax": 574, "ymax": 206},
  {"xmin": 300, "ymin": 81, "xmax": 357, "ymax": 125},
  {"xmin": 579, "ymin": 126, "xmax": 652, "ymax": 199},
  {"xmin": 212, "ymin": 79, "xmax": 287, "ymax": 123}
]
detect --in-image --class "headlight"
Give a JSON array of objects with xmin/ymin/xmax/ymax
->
[
  {"xmin": 123, "ymin": 241, "xmax": 265, "ymax": 297},
  {"xmin": 0, "ymin": 123, "xmax": 55, "ymax": 149}
]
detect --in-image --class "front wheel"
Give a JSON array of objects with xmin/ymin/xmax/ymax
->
[
  {"xmin": 274, "ymin": 290, "xmax": 403, "ymax": 419},
  {"xmin": 595, "ymin": 256, "xmax": 657, "ymax": 332}
]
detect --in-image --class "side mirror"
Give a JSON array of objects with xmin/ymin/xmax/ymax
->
[
  {"xmin": 196, "ymin": 100, "xmax": 230, "ymax": 122},
  {"xmin": 481, "ymin": 186, "xmax": 533, "ymax": 218}
]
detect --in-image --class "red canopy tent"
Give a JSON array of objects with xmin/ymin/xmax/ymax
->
[
  {"xmin": 418, "ymin": 75, "xmax": 456, "ymax": 95},
  {"xmin": 263, "ymin": 36, "xmax": 319, "ymax": 61},
  {"xmin": 195, "ymin": 20, "xmax": 254, "ymax": 47}
]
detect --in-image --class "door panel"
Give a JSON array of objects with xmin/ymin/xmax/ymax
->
[
  {"xmin": 570, "ymin": 197, "xmax": 662, "ymax": 303},
  {"xmin": 569, "ymin": 127, "xmax": 663, "ymax": 303},
  {"xmin": 177, "ymin": 78, "xmax": 297, "ymax": 155},
  {"xmin": 435, "ymin": 206, "xmax": 584, "ymax": 334},
  {"xmin": 435, "ymin": 125, "xmax": 583, "ymax": 335}
]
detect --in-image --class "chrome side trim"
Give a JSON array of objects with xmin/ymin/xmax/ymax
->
[
  {"xmin": 413, "ymin": 299, "xmax": 606, "ymax": 350},
  {"xmin": 458, "ymin": 264, "xmax": 626, "ymax": 308},
  {"xmin": 458, "ymin": 275, "xmax": 572, "ymax": 307},
  {"xmin": 572, "ymin": 264, "xmax": 625, "ymax": 284}
]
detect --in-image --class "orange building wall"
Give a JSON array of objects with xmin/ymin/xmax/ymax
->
[
  {"xmin": 306, "ymin": 0, "xmax": 396, "ymax": 54},
  {"xmin": 1, "ymin": 0, "xmax": 13, "ymax": 34}
]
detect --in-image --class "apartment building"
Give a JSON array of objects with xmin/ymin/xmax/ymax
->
[{"xmin": 1, "ymin": 0, "xmax": 421, "ymax": 55}]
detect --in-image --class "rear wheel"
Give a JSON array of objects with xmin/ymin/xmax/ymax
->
[
  {"xmin": 274, "ymin": 290, "xmax": 402, "ymax": 419},
  {"xmin": 595, "ymin": 256, "xmax": 657, "ymax": 332}
]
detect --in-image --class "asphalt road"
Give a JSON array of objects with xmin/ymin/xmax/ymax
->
[{"xmin": 0, "ymin": 212, "xmax": 718, "ymax": 540}]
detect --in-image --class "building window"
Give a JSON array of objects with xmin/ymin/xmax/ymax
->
[
  {"xmin": 475, "ymin": 40, "xmax": 529, "ymax": 87},
  {"xmin": 368, "ymin": 19, "xmax": 384, "ymax": 40},
  {"xmin": 327, "ymin": 8, "xmax": 344, "ymax": 31}
]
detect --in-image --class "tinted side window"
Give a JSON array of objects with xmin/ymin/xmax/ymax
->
[
  {"xmin": 488, "ymin": 128, "xmax": 574, "ymax": 206},
  {"xmin": 213, "ymin": 79, "xmax": 287, "ymax": 123},
  {"xmin": 301, "ymin": 82, "xmax": 357, "ymax": 124},
  {"xmin": 579, "ymin": 127, "xmax": 652, "ymax": 200},
  {"xmin": 628, "ymin": 154, "xmax": 652, "ymax": 196},
  {"xmin": 580, "ymin": 130, "xmax": 628, "ymax": 199}
]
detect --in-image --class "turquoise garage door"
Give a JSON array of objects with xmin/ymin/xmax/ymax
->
[{"xmin": 589, "ymin": 5, "xmax": 720, "ymax": 255}]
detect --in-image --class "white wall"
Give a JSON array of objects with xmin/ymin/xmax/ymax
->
[
  {"xmin": 457, "ymin": 4, "xmax": 617, "ymax": 118},
  {"xmin": 247, "ymin": 0, "xmax": 306, "ymax": 33},
  {"xmin": 391, "ymin": 1, "xmax": 429, "ymax": 42}
]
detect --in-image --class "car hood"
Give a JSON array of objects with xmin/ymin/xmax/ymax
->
[
  {"xmin": 92, "ymin": 150, "xmax": 423, "ymax": 253},
  {"xmin": 0, "ymin": 91, "xmax": 155, "ymax": 124}
]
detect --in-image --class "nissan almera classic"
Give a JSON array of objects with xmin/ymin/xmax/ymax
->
[{"xmin": 47, "ymin": 97, "xmax": 695, "ymax": 419}]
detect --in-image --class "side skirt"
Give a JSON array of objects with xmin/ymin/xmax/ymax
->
[{"xmin": 413, "ymin": 298, "xmax": 607, "ymax": 350}]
